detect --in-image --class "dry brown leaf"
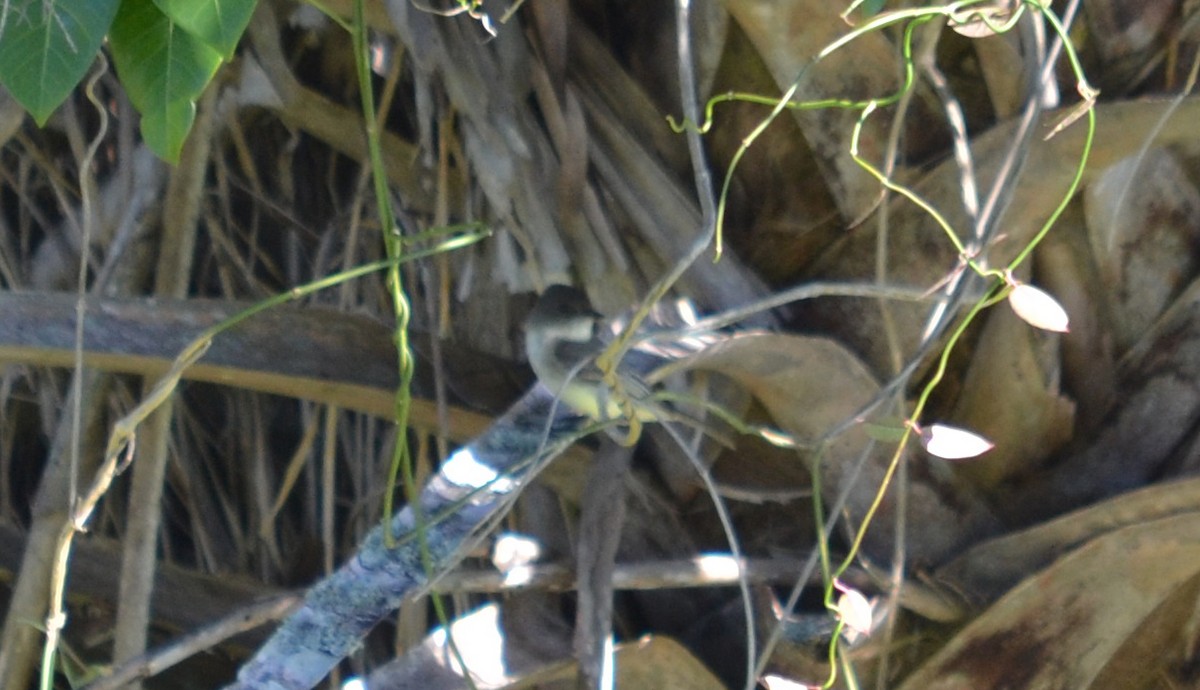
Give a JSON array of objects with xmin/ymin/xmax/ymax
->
[
  {"xmin": 939, "ymin": 476, "xmax": 1200, "ymax": 605},
  {"xmin": 902, "ymin": 510, "xmax": 1200, "ymax": 689},
  {"xmin": 1004, "ymin": 273, "xmax": 1200, "ymax": 520},
  {"xmin": 656, "ymin": 333, "xmax": 1000, "ymax": 564},
  {"xmin": 1083, "ymin": 0, "xmax": 1176, "ymax": 89},
  {"xmin": 802, "ymin": 97, "xmax": 1200, "ymax": 375},
  {"xmin": 950, "ymin": 306, "xmax": 1074, "ymax": 488},
  {"xmin": 653, "ymin": 332, "xmax": 879, "ymax": 443},
  {"xmin": 1083, "ymin": 148, "xmax": 1200, "ymax": 351},
  {"xmin": 723, "ymin": 0, "xmax": 909, "ymax": 220},
  {"xmin": 1035, "ymin": 215, "xmax": 1118, "ymax": 434}
]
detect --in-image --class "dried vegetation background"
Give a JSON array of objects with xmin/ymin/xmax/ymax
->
[{"xmin": 2, "ymin": 0, "xmax": 1200, "ymax": 688}]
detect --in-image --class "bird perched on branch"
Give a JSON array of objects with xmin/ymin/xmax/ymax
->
[{"xmin": 524, "ymin": 285, "xmax": 715, "ymax": 423}]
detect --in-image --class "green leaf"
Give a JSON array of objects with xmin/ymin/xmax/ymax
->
[
  {"xmin": 140, "ymin": 97, "xmax": 194, "ymax": 163},
  {"xmin": 109, "ymin": 0, "xmax": 222, "ymax": 162},
  {"xmin": 110, "ymin": 0, "xmax": 222, "ymax": 108},
  {"xmin": 152, "ymin": 0, "xmax": 257, "ymax": 58},
  {"xmin": 0, "ymin": 0, "xmax": 121, "ymax": 124}
]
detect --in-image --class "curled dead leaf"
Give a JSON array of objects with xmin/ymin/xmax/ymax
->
[{"xmin": 948, "ymin": 1, "xmax": 1018, "ymax": 38}]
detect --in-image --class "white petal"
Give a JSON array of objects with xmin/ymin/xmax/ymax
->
[
  {"xmin": 762, "ymin": 675, "xmax": 813, "ymax": 690},
  {"xmin": 920, "ymin": 423, "xmax": 995, "ymax": 460},
  {"xmin": 492, "ymin": 532, "xmax": 542, "ymax": 573},
  {"xmin": 762, "ymin": 675, "xmax": 814, "ymax": 690},
  {"xmin": 1009, "ymin": 283, "xmax": 1070, "ymax": 333},
  {"xmin": 836, "ymin": 587, "xmax": 874, "ymax": 636}
]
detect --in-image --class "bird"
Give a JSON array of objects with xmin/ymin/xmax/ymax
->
[{"xmin": 523, "ymin": 285, "xmax": 687, "ymax": 424}]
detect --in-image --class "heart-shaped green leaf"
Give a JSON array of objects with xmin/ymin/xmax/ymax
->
[
  {"xmin": 0, "ymin": 0, "xmax": 121, "ymax": 124},
  {"xmin": 153, "ymin": 0, "xmax": 256, "ymax": 58},
  {"xmin": 109, "ymin": 0, "xmax": 222, "ymax": 161}
]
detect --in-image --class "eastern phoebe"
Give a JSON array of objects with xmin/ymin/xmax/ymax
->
[{"xmin": 524, "ymin": 285, "xmax": 673, "ymax": 423}]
